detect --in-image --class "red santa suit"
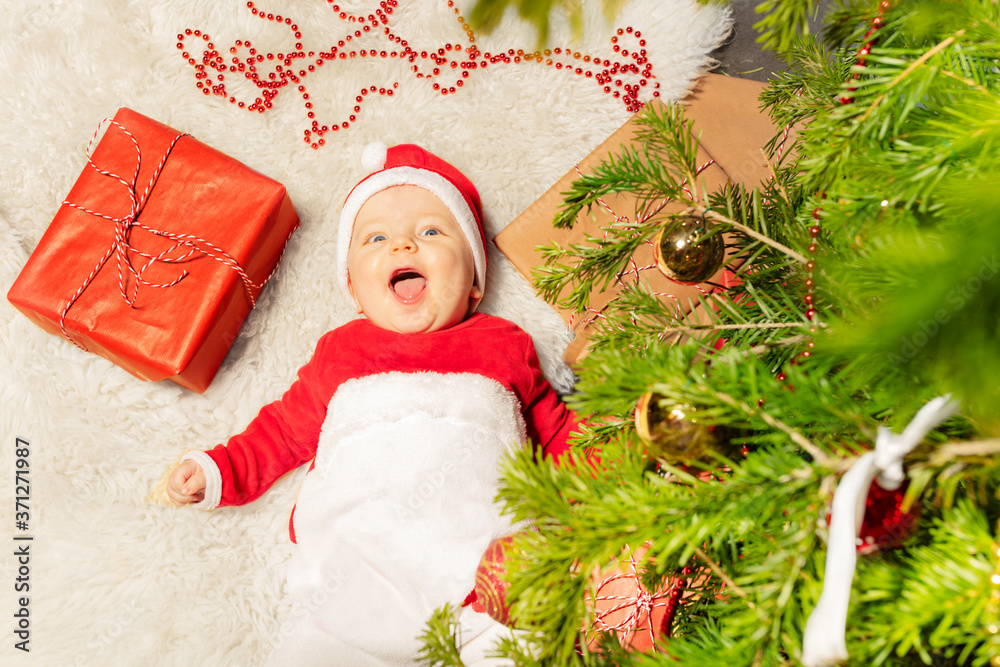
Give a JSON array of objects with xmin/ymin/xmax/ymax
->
[{"xmin": 184, "ymin": 312, "xmax": 579, "ymax": 665}]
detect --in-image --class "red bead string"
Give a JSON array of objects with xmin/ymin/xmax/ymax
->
[
  {"xmin": 777, "ymin": 3, "xmax": 889, "ymax": 381},
  {"xmin": 788, "ymin": 207, "xmax": 820, "ymax": 365},
  {"xmin": 839, "ymin": 1, "xmax": 889, "ymax": 105},
  {"xmin": 659, "ymin": 565, "xmax": 692, "ymax": 638},
  {"xmin": 175, "ymin": 0, "xmax": 660, "ymax": 149},
  {"xmin": 786, "ymin": 1, "xmax": 889, "ymax": 369}
]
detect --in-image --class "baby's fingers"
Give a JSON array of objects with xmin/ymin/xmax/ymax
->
[
  {"xmin": 182, "ymin": 469, "xmax": 207, "ymax": 496},
  {"xmin": 167, "ymin": 460, "xmax": 206, "ymax": 505},
  {"xmin": 166, "ymin": 485, "xmax": 202, "ymax": 505}
]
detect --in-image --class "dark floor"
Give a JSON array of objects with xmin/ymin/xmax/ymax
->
[{"xmin": 710, "ymin": 0, "xmax": 827, "ymax": 82}]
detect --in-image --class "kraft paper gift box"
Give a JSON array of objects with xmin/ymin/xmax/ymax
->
[
  {"xmin": 494, "ymin": 74, "xmax": 790, "ymax": 365},
  {"xmin": 7, "ymin": 108, "xmax": 299, "ymax": 393}
]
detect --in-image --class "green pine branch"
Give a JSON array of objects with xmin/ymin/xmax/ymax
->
[
  {"xmin": 554, "ymin": 103, "xmax": 704, "ymax": 230},
  {"xmin": 467, "ymin": 0, "xmax": 628, "ymax": 46},
  {"xmin": 533, "ymin": 229, "xmax": 651, "ymax": 314},
  {"xmin": 418, "ymin": 605, "xmax": 465, "ymax": 666},
  {"xmin": 491, "ymin": 436, "xmax": 826, "ymax": 665},
  {"xmin": 753, "ymin": 0, "xmax": 825, "ymax": 53},
  {"xmin": 848, "ymin": 499, "xmax": 1000, "ymax": 665}
]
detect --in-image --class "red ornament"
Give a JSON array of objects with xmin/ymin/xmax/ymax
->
[
  {"xmin": 474, "ymin": 535, "xmax": 518, "ymax": 627},
  {"xmin": 856, "ymin": 479, "xmax": 918, "ymax": 555}
]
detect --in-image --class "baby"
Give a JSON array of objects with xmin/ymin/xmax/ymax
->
[{"xmin": 167, "ymin": 143, "xmax": 581, "ymax": 666}]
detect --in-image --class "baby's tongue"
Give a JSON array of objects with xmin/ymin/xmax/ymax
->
[{"xmin": 393, "ymin": 275, "xmax": 426, "ymax": 300}]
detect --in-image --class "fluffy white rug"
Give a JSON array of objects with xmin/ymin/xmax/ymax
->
[{"xmin": 0, "ymin": 0, "xmax": 729, "ymax": 664}]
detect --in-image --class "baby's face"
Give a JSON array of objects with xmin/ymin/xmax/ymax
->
[{"xmin": 347, "ymin": 185, "xmax": 483, "ymax": 334}]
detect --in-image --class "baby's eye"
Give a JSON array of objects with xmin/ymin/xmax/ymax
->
[
  {"xmin": 365, "ymin": 233, "xmax": 388, "ymax": 244},
  {"xmin": 419, "ymin": 228, "xmax": 441, "ymax": 237}
]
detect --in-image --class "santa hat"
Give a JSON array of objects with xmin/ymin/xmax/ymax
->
[{"xmin": 337, "ymin": 142, "xmax": 486, "ymax": 304}]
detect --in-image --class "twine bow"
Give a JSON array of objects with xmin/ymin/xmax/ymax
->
[
  {"xmin": 801, "ymin": 395, "xmax": 960, "ymax": 666},
  {"xmin": 592, "ymin": 547, "xmax": 681, "ymax": 650},
  {"xmin": 58, "ymin": 118, "xmax": 265, "ymax": 350}
]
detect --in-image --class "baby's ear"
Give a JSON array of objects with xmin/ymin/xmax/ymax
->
[
  {"xmin": 347, "ymin": 276, "xmax": 364, "ymax": 315},
  {"xmin": 468, "ymin": 284, "xmax": 484, "ymax": 313}
]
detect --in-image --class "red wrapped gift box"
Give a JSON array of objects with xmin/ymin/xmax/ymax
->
[{"xmin": 7, "ymin": 108, "xmax": 299, "ymax": 393}]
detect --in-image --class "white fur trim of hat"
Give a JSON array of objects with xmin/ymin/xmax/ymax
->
[{"xmin": 337, "ymin": 142, "xmax": 487, "ymax": 306}]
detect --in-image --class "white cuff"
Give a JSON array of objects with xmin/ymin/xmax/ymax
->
[{"xmin": 180, "ymin": 450, "xmax": 223, "ymax": 510}]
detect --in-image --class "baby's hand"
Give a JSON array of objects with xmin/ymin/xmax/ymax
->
[{"xmin": 167, "ymin": 459, "xmax": 207, "ymax": 506}]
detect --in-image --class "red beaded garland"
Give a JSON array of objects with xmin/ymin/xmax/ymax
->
[
  {"xmin": 790, "ymin": 3, "xmax": 889, "ymax": 367},
  {"xmin": 176, "ymin": 0, "xmax": 660, "ymax": 148},
  {"xmin": 840, "ymin": 1, "xmax": 890, "ymax": 105},
  {"xmin": 800, "ymin": 204, "xmax": 821, "ymax": 335}
]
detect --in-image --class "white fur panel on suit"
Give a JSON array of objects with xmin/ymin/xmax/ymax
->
[{"xmin": 269, "ymin": 371, "xmax": 526, "ymax": 665}]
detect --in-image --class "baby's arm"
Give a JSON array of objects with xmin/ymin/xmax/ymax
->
[
  {"xmin": 517, "ymin": 334, "xmax": 583, "ymax": 460},
  {"xmin": 513, "ymin": 327, "xmax": 599, "ymax": 467},
  {"xmin": 166, "ymin": 329, "xmax": 339, "ymax": 510}
]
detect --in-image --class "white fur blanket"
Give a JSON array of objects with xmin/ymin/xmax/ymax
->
[{"xmin": 0, "ymin": 1, "xmax": 729, "ymax": 664}]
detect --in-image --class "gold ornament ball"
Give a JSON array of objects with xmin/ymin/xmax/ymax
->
[
  {"xmin": 653, "ymin": 213, "xmax": 725, "ymax": 285},
  {"xmin": 634, "ymin": 392, "xmax": 728, "ymax": 463}
]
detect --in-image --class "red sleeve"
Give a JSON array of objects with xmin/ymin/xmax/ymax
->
[
  {"xmin": 517, "ymin": 334, "xmax": 583, "ymax": 463},
  {"xmin": 205, "ymin": 332, "xmax": 338, "ymax": 507}
]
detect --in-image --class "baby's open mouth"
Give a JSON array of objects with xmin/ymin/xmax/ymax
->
[{"xmin": 390, "ymin": 268, "xmax": 427, "ymax": 301}]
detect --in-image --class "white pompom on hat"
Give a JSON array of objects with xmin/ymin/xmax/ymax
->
[{"xmin": 337, "ymin": 142, "xmax": 487, "ymax": 305}]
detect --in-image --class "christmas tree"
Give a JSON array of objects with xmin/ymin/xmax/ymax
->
[{"xmin": 422, "ymin": 0, "xmax": 1000, "ymax": 664}]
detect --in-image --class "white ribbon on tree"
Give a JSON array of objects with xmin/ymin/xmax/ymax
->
[{"xmin": 801, "ymin": 395, "xmax": 960, "ymax": 667}]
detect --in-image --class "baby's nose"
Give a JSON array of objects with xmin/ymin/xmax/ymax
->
[{"xmin": 389, "ymin": 233, "xmax": 416, "ymax": 253}]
